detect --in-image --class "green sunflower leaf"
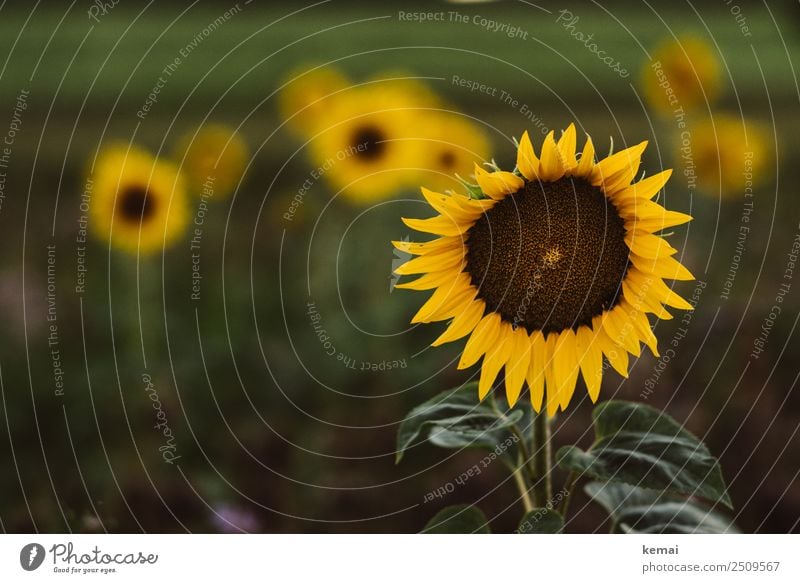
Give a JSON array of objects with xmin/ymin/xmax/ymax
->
[
  {"xmin": 517, "ymin": 509, "xmax": 564, "ymax": 534},
  {"xmin": 396, "ymin": 382, "xmax": 523, "ymax": 463},
  {"xmin": 585, "ymin": 481, "xmax": 738, "ymax": 534},
  {"xmin": 555, "ymin": 400, "xmax": 732, "ymax": 508},
  {"xmin": 422, "ymin": 504, "xmax": 491, "ymax": 533}
]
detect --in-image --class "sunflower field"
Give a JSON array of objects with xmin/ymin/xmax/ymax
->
[{"xmin": 0, "ymin": 0, "xmax": 798, "ymax": 536}]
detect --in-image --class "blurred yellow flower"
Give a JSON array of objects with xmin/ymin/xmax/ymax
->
[
  {"xmin": 416, "ymin": 113, "xmax": 491, "ymax": 193},
  {"xmin": 176, "ymin": 124, "xmax": 249, "ymax": 198},
  {"xmin": 367, "ymin": 71, "xmax": 442, "ymax": 108},
  {"xmin": 643, "ymin": 37, "xmax": 721, "ymax": 114},
  {"xmin": 689, "ymin": 115, "xmax": 771, "ymax": 196},
  {"xmin": 90, "ymin": 144, "xmax": 188, "ymax": 255},
  {"xmin": 278, "ymin": 65, "xmax": 349, "ymax": 136},
  {"xmin": 308, "ymin": 85, "xmax": 422, "ymax": 203}
]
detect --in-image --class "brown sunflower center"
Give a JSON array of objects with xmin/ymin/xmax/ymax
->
[
  {"xmin": 439, "ymin": 150, "xmax": 456, "ymax": 169},
  {"xmin": 351, "ymin": 125, "xmax": 387, "ymax": 161},
  {"xmin": 118, "ymin": 185, "xmax": 155, "ymax": 223},
  {"xmin": 465, "ymin": 176, "xmax": 629, "ymax": 334}
]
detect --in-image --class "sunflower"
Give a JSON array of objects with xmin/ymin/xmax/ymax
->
[
  {"xmin": 394, "ymin": 125, "xmax": 694, "ymax": 415},
  {"xmin": 688, "ymin": 115, "xmax": 770, "ymax": 196},
  {"xmin": 308, "ymin": 85, "xmax": 422, "ymax": 203},
  {"xmin": 278, "ymin": 64, "xmax": 349, "ymax": 136},
  {"xmin": 175, "ymin": 124, "xmax": 249, "ymax": 198},
  {"xmin": 642, "ymin": 36, "xmax": 721, "ymax": 114},
  {"xmin": 416, "ymin": 113, "xmax": 491, "ymax": 193},
  {"xmin": 367, "ymin": 70, "xmax": 443, "ymax": 109},
  {"xmin": 90, "ymin": 144, "xmax": 188, "ymax": 255}
]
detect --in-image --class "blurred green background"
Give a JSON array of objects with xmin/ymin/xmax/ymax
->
[{"xmin": 0, "ymin": 0, "xmax": 798, "ymax": 533}]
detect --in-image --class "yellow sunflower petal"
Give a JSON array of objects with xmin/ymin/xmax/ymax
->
[
  {"xmin": 393, "ymin": 248, "xmax": 464, "ymax": 275},
  {"xmin": 392, "ymin": 236, "xmax": 461, "ymax": 256},
  {"xmin": 557, "ymin": 123, "xmax": 578, "ymax": 171},
  {"xmin": 402, "ymin": 215, "xmax": 469, "ymax": 237},
  {"xmin": 527, "ymin": 331, "xmax": 546, "ymax": 412},
  {"xmin": 411, "ymin": 275, "xmax": 476, "ymax": 323},
  {"xmin": 395, "ymin": 268, "xmax": 463, "ymax": 291},
  {"xmin": 576, "ymin": 325, "xmax": 603, "ymax": 402},
  {"xmin": 624, "ymin": 231, "xmax": 678, "ymax": 259},
  {"xmin": 648, "ymin": 278, "xmax": 695, "ymax": 310},
  {"xmin": 553, "ymin": 329, "xmax": 580, "ymax": 411},
  {"xmin": 625, "ymin": 304, "xmax": 659, "ymax": 356},
  {"xmin": 431, "ymin": 297, "xmax": 486, "ymax": 347},
  {"xmin": 622, "ymin": 278, "xmax": 673, "ymax": 320},
  {"xmin": 516, "ymin": 131, "xmax": 540, "ymax": 181},
  {"xmin": 478, "ymin": 323, "xmax": 514, "ymax": 399},
  {"xmin": 597, "ymin": 323, "xmax": 630, "ymax": 378},
  {"xmin": 615, "ymin": 169, "xmax": 672, "ymax": 201},
  {"xmin": 474, "ymin": 164, "xmax": 524, "ymax": 200},
  {"xmin": 459, "ymin": 312, "xmax": 502, "ymax": 369},
  {"xmin": 420, "ymin": 187, "xmax": 487, "ymax": 222},
  {"xmin": 450, "ymin": 195, "xmax": 497, "ymax": 213},
  {"xmin": 539, "ymin": 131, "xmax": 565, "ymax": 181},
  {"xmin": 573, "ymin": 135, "xmax": 596, "ymax": 178},
  {"xmin": 591, "ymin": 141, "xmax": 647, "ymax": 191},
  {"xmin": 630, "ymin": 253, "xmax": 694, "ymax": 281},
  {"xmin": 600, "ymin": 305, "xmax": 641, "ymax": 357},
  {"xmin": 632, "ymin": 216, "xmax": 692, "ymax": 234},
  {"xmin": 504, "ymin": 327, "xmax": 532, "ymax": 407},
  {"xmin": 544, "ymin": 332, "xmax": 560, "ymax": 416}
]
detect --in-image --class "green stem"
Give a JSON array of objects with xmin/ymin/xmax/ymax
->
[
  {"xmin": 559, "ymin": 471, "xmax": 579, "ymax": 519},
  {"xmin": 512, "ymin": 454, "xmax": 534, "ymax": 513},
  {"xmin": 530, "ymin": 410, "xmax": 552, "ymax": 508},
  {"xmin": 489, "ymin": 399, "xmax": 537, "ymax": 484},
  {"xmin": 489, "ymin": 400, "xmax": 535, "ymax": 513},
  {"xmin": 508, "ymin": 425, "xmax": 536, "ymax": 483}
]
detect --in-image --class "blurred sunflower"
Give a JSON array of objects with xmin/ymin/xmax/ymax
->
[
  {"xmin": 367, "ymin": 71, "xmax": 443, "ymax": 108},
  {"xmin": 394, "ymin": 125, "xmax": 694, "ymax": 415},
  {"xmin": 278, "ymin": 64, "xmax": 349, "ymax": 136},
  {"xmin": 309, "ymin": 85, "xmax": 422, "ymax": 203},
  {"xmin": 175, "ymin": 124, "xmax": 249, "ymax": 198},
  {"xmin": 643, "ymin": 36, "xmax": 721, "ymax": 114},
  {"xmin": 689, "ymin": 115, "xmax": 770, "ymax": 196},
  {"xmin": 416, "ymin": 113, "xmax": 491, "ymax": 193},
  {"xmin": 90, "ymin": 144, "xmax": 188, "ymax": 255}
]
